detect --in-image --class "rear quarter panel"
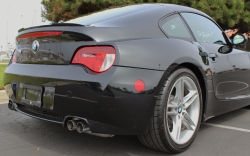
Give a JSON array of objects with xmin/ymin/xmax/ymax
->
[
  {"xmin": 108, "ymin": 38, "xmax": 210, "ymax": 72},
  {"xmin": 102, "ymin": 38, "xmax": 216, "ymax": 120}
]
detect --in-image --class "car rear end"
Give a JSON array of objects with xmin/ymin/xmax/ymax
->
[{"xmin": 3, "ymin": 4, "xmax": 169, "ymax": 135}]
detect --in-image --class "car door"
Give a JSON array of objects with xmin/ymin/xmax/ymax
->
[{"xmin": 181, "ymin": 13, "xmax": 250, "ymax": 100}]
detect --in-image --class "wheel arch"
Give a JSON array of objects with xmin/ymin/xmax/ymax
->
[
  {"xmin": 155, "ymin": 62, "xmax": 207, "ymax": 122},
  {"xmin": 179, "ymin": 63, "xmax": 206, "ymax": 122}
]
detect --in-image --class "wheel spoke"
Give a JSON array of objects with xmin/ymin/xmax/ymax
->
[
  {"xmin": 183, "ymin": 112, "xmax": 196, "ymax": 127},
  {"xmin": 168, "ymin": 94, "xmax": 179, "ymax": 107},
  {"xmin": 167, "ymin": 110, "xmax": 178, "ymax": 116},
  {"xmin": 168, "ymin": 103, "xmax": 179, "ymax": 108},
  {"xmin": 184, "ymin": 94, "xmax": 198, "ymax": 109},
  {"xmin": 176, "ymin": 115, "xmax": 182, "ymax": 140},
  {"xmin": 175, "ymin": 78, "xmax": 184, "ymax": 104},
  {"xmin": 182, "ymin": 116, "xmax": 194, "ymax": 131},
  {"xmin": 183, "ymin": 90, "xmax": 197, "ymax": 105},
  {"xmin": 172, "ymin": 115, "xmax": 182, "ymax": 140}
]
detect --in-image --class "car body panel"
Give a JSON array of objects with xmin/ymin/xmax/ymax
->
[
  {"xmin": 202, "ymin": 43, "xmax": 250, "ymax": 99},
  {"xmin": 16, "ymin": 31, "xmax": 96, "ymax": 64},
  {"xmin": 4, "ymin": 63, "xmax": 163, "ymax": 134}
]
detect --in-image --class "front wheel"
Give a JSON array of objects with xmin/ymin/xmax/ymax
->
[{"xmin": 138, "ymin": 68, "xmax": 203, "ymax": 153}]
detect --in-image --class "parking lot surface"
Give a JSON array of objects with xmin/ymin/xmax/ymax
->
[{"xmin": 0, "ymin": 90, "xmax": 250, "ymax": 156}]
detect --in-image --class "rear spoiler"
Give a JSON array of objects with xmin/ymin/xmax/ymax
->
[{"xmin": 18, "ymin": 23, "xmax": 84, "ymax": 33}]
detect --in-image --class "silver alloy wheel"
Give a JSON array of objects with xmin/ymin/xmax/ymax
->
[{"xmin": 166, "ymin": 76, "xmax": 200, "ymax": 144}]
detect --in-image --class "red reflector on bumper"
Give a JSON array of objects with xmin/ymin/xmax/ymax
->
[{"xmin": 134, "ymin": 80, "xmax": 145, "ymax": 92}]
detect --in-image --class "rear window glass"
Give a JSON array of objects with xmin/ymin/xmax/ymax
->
[
  {"xmin": 160, "ymin": 14, "xmax": 193, "ymax": 41},
  {"xmin": 65, "ymin": 5, "xmax": 147, "ymax": 25}
]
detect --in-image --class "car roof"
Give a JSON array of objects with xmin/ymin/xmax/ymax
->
[
  {"xmin": 66, "ymin": 4, "xmax": 213, "ymax": 27},
  {"xmin": 19, "ymin": 4, "xmax": 215, "ymax": 36},
  {"xmin": 65, "ymin": 4, "xmax": 164, "ymax": 25},
  {"xmin": 164, "ymin": 4, "xmax": 212, "ymax": 19}
]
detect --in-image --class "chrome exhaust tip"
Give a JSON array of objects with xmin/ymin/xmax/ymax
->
[
  {"xmin": 67, "ymin": 120, "xmax": 77, "ymax": 131},
  {"xmin": 8, "ymin": 101, "xmax": 15, "ymax": 111},
  {"xmin": 77, "ymin": 122, "xmax": 90, "ymax": 133}
]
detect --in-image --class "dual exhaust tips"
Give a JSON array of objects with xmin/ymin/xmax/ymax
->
[
  {"xmin": 67, "ymin": 120, "xmax": 90, "ymax": 133},
  {"xmin": 67, "ymin": 118, "xmax": 115, "ymax": 138}
]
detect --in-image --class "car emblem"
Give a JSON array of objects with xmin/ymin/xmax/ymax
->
[
  {"xmin": 178, "ymin": 107, "xmax": 182, "ymax": 113},
  {"xmin": 32, "ymin": 40, "xmax": 39, "ymax": 53}
]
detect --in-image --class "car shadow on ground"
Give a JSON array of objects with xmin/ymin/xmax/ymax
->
[
  {"xmin": 1, "ymin": 104, "xmax": 250, "ymax": 156},
  {"xmin": 0, "ymin": 104, "xmax": 172, "ymax": 156}
]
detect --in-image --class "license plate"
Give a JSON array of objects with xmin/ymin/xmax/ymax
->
[{"xmin": 21, "ymin": 84, "xmax": 43, "ymax": 107}]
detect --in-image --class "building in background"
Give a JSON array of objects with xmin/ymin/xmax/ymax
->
[
  {"xmin": 0, "ymin": 43, "xmax": 14, "ymax": 61},
  {"xmin": 0, "ymin": 45, "xmax": 4, "ymax": 52},
  {"xmin": 6, "ymin": 43, "xmax": 15, "ymax": 53}
]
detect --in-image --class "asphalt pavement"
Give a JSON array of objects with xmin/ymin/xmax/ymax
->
[{"xmin": 0, "ymin": 90, "xmax": 250, "ymax": 156}]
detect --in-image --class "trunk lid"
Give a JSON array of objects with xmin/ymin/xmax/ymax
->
[{"xmin": 15, "ymin": 25, "xmax": 96, "ymax": 65}]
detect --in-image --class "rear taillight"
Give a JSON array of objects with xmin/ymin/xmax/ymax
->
[
  {"xmin": 71, "ymin": 46, "xmax": 116, "ymax": 73},
  {"xmin": 11, "ymin": 50, "xmax": 17, "ymax": 64},
  {"xmin": 18, "ymin": 31, "xmax": 62, "ymax": 38}
]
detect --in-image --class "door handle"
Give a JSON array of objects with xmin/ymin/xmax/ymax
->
[
  {"xmin": 208, "ymin": 54, "xmax": 218, "ymax": 58},
  {"xmin": 208, "ymin": 53, "xmax": 218, "ymax": 62}
]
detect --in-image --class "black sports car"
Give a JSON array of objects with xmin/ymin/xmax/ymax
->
[{"xmin": 4, "ymin": 4, "xmax": 249, "ymax": 153}]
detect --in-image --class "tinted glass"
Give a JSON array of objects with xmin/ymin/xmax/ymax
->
[
  {"xmin": 66, "ymin": 5, "xmax": 149, "ymax": 25},
  {"xmin": 161, "ymin": 14, "xmax": 193, "ymax": 40},
  {"xmin": 182, "ymin": 13, "xmax": 226, "ymax": 45}
]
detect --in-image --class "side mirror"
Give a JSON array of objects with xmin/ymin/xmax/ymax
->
[
  {"xmin": 218, "ymin": 46, "xmax": 233, "ymax": 54},
  {"xmin": 232, "ymin": 34, "xmax": 248, "ymax": 45}
]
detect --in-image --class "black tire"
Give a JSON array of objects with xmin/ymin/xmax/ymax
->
[{"xmin": 138, "ymin": 67, "xmax": 203, "ymax": 153}]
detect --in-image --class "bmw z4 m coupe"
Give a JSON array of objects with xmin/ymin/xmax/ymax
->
[{"xmin": 4, "ymin": 4, "xmax": 249, "ymax": 153}]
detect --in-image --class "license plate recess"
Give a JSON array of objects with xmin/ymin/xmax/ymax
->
[{"xmin": 21, "ymin": 84, "xmax": 43, "ymax": 107}]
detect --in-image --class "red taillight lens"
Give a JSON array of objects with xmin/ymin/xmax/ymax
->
[
  {"xmin": 18, "ymin": 31, "xmax": 62, "ymax": 38},
  {"xmin": 72, "ymin": 46, "xmax": 116, "ymax": 72},
  {"xmin": 11, "ymin": 50, "xmax": 17, "ymax": 64}
]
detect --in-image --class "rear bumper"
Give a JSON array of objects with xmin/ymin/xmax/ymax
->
[{"xmin": 4, "ymin": 63, "xmax": 164, "ymax": 135}]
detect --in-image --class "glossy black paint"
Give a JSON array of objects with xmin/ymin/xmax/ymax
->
[
  {"xmin": 16, "ymin": 31, "xmax": 95, "ymax": 64},
  {"xmin": 4, "ymin": 4, "xmax": 250, "ymax": 135},
  {"xmin": 4, "ymin": 63, "xmax": 163, "ymax": 134},
  {"xmin": 202, "ymin": 43, "xmax": 250, "ymax": 99}
]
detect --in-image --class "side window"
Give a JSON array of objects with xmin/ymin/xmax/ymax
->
[
  {"xmin": 160, "ymin": 14, "xmax": 193, "ymax": 41},
  {"xmin": 181, "ymin": 13, "xmax": 227, "ymax": 45}
]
